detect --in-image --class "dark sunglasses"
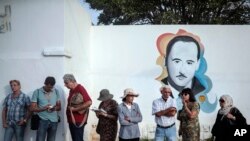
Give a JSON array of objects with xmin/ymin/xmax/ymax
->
[
  {"xmin": 181, "ymin": 93, "xmax": 189, "ymax": 96},
  {"xmin": 219, "ymin": 99, "xmax": 225, "ymax": 103}
]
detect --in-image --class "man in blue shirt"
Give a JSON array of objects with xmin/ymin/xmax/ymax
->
[{"xmin": 30, "ymin": 76, "xmax": 61, "ymax": 141}]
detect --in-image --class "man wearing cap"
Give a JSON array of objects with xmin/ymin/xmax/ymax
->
[
  {"xmin": 95, "ymin": 89, "xmax": 118, "ymax": 141},
  {"xmin": 152, "ymin": 85, "xmax": 177, "ymax": 141},
  {"xmin": 118, "ymin": 88, "xmax": 142, "ymax": 141}
]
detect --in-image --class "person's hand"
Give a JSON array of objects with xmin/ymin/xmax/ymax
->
[
  {"xmin": 182, "ymin": 99, "xmax": 187, "ymax": 107},
  {"xmin": 49, "ymin": 105, "xmax": 57, "ymax": 112},
  {"xmin": 99, "ymin": 112, "xmax": 108, "ymax": 117},
  {"xmin": 95, "ymin": 111, "xmax": 101, "ymax": 116},
  {"xmin": 124, "ymin": 116, "xmax": 131, "ymax": 122},
  {"xmin": 44, "ymin": 104, "xmax": 52, "ymax": 110},
  {"xmin": 227, "ymin": 113, "xmax": 236, "ymax": 120},
  {"xmin": 67, "ymin": 106, "xmax": 76, "ymax": 112},
  {"xmin": 17, "ymin": 119, "xmax": 27, "ymax": 125}
]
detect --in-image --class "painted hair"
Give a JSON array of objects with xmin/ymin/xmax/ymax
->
[{"xmin": 165, "ymin": 36, "xmax": 201, "ymax": 66}]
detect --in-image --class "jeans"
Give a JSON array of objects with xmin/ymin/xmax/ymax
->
[
  {"xmin": 155, "ymin": 124, "xmax": 176, "ymax": 141},
  {"xmin": 36, "ymin": 119, "xmax": 58, "ymax": 141},
  {"xmin": 4, "ymin": 123, "xmax": 26, "ymax": 141},
  {"xmin": 69, "ymin": 123, "xmax": 85, "ymax": 141}
]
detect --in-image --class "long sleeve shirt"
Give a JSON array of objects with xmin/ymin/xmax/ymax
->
[{"xmin": 118, "ymin": 102, "xmax": 142, "ymax": 139}]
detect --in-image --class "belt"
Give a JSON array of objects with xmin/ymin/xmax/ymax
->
[{"xmin": 157, "ymin": 123, "xmax": 175, "ymax": 129}]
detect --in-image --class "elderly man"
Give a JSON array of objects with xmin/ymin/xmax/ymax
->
[
  {"xmin": 152, "ymin": 85, "xmax": 177, "ymax": 141},
  {"xmin": 63, "ymin": 74, "xmax": 92, "ymax": 141}
]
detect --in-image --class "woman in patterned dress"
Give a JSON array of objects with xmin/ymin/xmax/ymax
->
[
  {"xmin": 95, "ymin": 89, "xmax": 118, "ymax": 141},
  {"xmin": 177, "ymin": 88, "xmax": 200, "ymax": 141}
]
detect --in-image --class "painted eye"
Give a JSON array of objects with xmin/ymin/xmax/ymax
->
[
  {"xmin": 174, "ymin": 60, "xmax": 180, "ymax": 64},
  {"xmin": 187, "ymin": 60, "xmax": 194, "ymax": 65}
]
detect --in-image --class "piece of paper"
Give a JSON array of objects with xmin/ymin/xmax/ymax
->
[{"xmin": 91, "ymin": 107, "xmax": 107, "ymax": 113}]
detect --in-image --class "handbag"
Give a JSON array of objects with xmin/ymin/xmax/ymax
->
[
  {"xmin": 70, "ymin": 92, "xmax": 89, "ymax": 127},
  {"xmin": 30, "ymin": 114, "xmax": 40, "ymax": 130},
  {"xmin": 70, "ymin": 93, "xmax": 86, "ymax": 114}
]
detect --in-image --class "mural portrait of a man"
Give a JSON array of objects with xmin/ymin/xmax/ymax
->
[{"xmin": 156, "ymin": 29, "xmax": 217, "ymax": 113}]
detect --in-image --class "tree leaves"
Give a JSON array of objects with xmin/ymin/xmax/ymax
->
[{"xmin": 85, "ymin": 0, "xmax": 250, "ymax": 25}]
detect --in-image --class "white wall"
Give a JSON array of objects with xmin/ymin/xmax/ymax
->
[
  {"xmin": 89, "ymin": 25, "xmax": 250, "ymax": 139},
  {"xmin": 1, "ymin": 0, "xmax": 68, "ymax": 141}
]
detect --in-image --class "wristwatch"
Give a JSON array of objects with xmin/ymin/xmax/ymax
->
[{"xmin": 23, "ymin": 119, "xmax": 27, "ymax": 123}]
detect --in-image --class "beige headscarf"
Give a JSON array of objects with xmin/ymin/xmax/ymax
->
[{"xmin": 219, "ymin": 95, "xmax": 233, "ymax": 115}]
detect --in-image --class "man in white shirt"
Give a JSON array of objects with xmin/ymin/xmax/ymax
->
[{"xmin": 152, "ymin": 85, "xmax": 177, "ymax": 141}]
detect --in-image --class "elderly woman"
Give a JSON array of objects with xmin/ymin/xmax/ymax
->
[
  {"xmin": 118, "ymin": 88, "xmax": 142, "ymax": 141},
  {"xmin": 211, "ymin": 95, "xmax": 247, "ymax": 141},
  {"xmin": 177, "ymin": 88, "xmax": 200, "ymax": 141},
  {"xmin": 95, "ymin": 89, "xmax": 118, "ymax": 141},
  {"xmin": 63, "ymin": 74, "xmax": 92, "ymax": 141}
]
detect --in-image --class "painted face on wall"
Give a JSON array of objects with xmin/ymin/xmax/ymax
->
[{"xmin": 167, "ymin": 41, "xmax": 200, "ymax": 87}]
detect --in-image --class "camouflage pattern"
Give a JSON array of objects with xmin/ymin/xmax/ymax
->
[{"xmin": 177, "ymin": 102, "xmax": 200, "ymax": 141}]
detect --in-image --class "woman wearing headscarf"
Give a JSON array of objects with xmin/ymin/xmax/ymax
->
[
  {"xmin": 95, "ymin": 89, "xmax": 118, "ymax": 141},
  {"xmin": 177, "ymin": 88, "xmax": 200, "ymax": 141},
  {"xmin": 118, "ymin": 88, "xmax": 142, "ymax": 141},
  {"xmin": 211, "ymin": 95, "xmax": 247, "ymax": 141}
]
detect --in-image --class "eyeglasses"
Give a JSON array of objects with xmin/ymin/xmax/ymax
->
[{"xmin": 219, "ymin": 99, "xmax": 225, "ymax": 103}]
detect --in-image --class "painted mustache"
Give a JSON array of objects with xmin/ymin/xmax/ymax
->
[{"xmin": 176, "ymin": 73, "xmax": 187, "ymax": 80}]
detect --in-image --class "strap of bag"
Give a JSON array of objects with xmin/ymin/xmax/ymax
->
[
  {"xmin": 70, "ymin": 108, "xmax": 88, "ymax": 128},
  {"xmin": 69, "ymin": 93, "xmax": 88, "ymax": 128},
  {"xmin": 55, "ymin": 89, "xmax": 61, "ymax": 122},
  {"xmin": 34, "ymin": 89, "xmax": 40, "ymax": 115}
]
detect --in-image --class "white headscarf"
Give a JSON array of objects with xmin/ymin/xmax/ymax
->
[{"xmin": 219, "ymin": 95, "xmax": 233, "ymax": 115}]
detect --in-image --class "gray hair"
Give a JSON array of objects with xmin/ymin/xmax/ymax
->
[
  {"xmin": 63, "ymin": 74, "xmax": 76, "ymax": 82},
  {"xmin": 160, "ymin": 85, "xmax": 171, "ymax": 91}
]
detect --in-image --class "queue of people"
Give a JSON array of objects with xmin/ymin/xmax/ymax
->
[{"xmin": 1, "ymin": 76, "xmax": 247, "ymax": 141}]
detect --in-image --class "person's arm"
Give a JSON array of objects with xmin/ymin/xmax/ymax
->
[
  {"xmin": 22, "ymin": 96, "xmax": 32, "ymax": 124},
  {"xmin": 211, "ymin": 111, "xmax": 220, "ymax": 137},
  {"xmin": 130, "ymin": 103, "xmax": 142, "ymax": 123},
  {"xmin": 30, "ymin": 89, "xmax": 50, "ymax": 112},
  {"xmin": 21, "ymin": 96, "xmax": 32, "ymax": 125},
  {"xmin": 155, "ymin": 107, "xmax": 176, "ymax": 117},
  {"xmin": 2, "ymin": 107, "xmax": 8, "ymax": 128},
  {"xmin": 70, "ymin": 100, "xmax": 92, "ymax": 112},
  {"xmin": 18, "ymin": 105, "xmax": 31, "ymax": 125},
  {"xmin": 184, "ymin": 102, "xmax": 199, "ymax": 119},
  {"xmin": 101, "ymin": 101, "xmax": 118, "ymax": 121},
  {"xmin": 30, "ymin": 102, "xmax": 51, "ymax": 112},
  {"xmin": 53, "ymin": 89, "xmax": 61, "ymax": 111},
  {"xmin": 227, "ymin": 107, "xmax": 247, "ymax": 125},
  {"xmin": 69, "ymin": 86, "xmax": 92, "ymax": 112},
  {"xmin": 118, "ymin": 105, "xmax": 133, "ymax": 126}
]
